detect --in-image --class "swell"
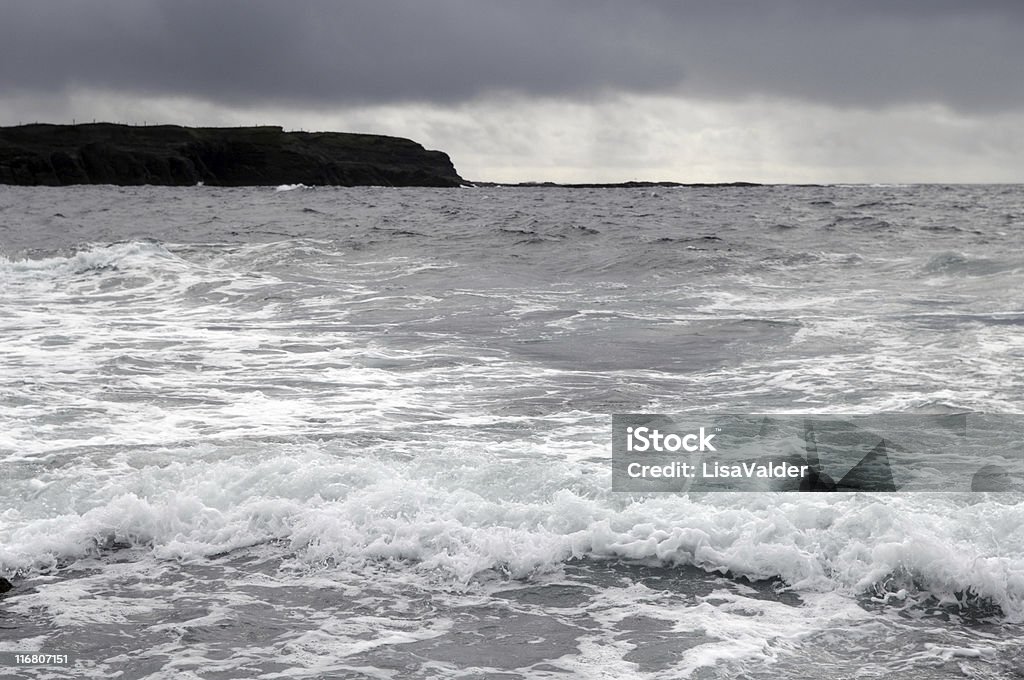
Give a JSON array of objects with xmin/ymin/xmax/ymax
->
[{"xmin": 3, "ymin": 442, "xmax": 1022, "ymax": 622}]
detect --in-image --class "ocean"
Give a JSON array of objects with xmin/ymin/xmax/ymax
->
[{"xmin": 1, "ymin": 183, "xmax": 1022, "ymax": 679}]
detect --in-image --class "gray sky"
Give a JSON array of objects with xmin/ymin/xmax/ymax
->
[{"xmin": 2, "ymin": 0, "xmax": 1022, "ymax": 182}]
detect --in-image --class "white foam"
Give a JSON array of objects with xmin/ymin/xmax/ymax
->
[{"xmin": 3, "ymin": 436, "xmax": 1023, "ymax": 621}]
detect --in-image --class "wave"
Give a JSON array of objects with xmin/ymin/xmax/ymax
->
[
  {"xmin": 824, "ymin": 216, "xmax": 893, "ymax": 231},
  {"xmin": 0, "ymin": 239, "xmax": 180, "ymax": 277},
  {"xmin": 3, "ymin": 443, "xmax": 1022, "ymax": 621},
  {"xmin": 920, "ymin": 251, "xmax": 1021, "ymax": 277}
]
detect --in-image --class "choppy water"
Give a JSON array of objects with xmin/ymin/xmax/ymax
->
[{"xmin": 1, "ymin": 184, "xmax": 1023, "ymax": 679}]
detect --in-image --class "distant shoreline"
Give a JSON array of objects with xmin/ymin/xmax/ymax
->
[
  {"xmin": 467, "ymin": 180, "xmax": 762, "ymax": 189},
  {"xmin": 2, "ymin": 125, "xmax": 1010, "ymax": 189},
  {"xmin": 0, "ymin": 123, "xmax": 463, "ymax": 187}
]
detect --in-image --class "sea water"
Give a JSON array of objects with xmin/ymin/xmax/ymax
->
[{"xmin": 1, "ymin": 184, "xmax": 1022, "ymax": 678}]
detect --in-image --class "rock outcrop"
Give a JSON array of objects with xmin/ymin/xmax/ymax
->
[{"xmin": 0, "ymin": 123, "xmax": 464, "ymax": 187}]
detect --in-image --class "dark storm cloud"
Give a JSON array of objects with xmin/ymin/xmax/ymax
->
[{"xmin": 1, "ymin": 0, "xmax": 1022, "ymax": 112}]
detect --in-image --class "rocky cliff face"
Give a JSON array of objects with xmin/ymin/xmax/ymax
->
[{"xmin": 0, "ymin": 123, "xmax": 464, "ymax": 187}]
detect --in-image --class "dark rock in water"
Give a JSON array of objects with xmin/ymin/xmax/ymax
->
[
  {"xmin": 0, "ymin": 576, "xmax": 13, "ymax": 594},
  {"xmin": 0, "ymin": 123, "xmax": 464, "ymax": 187}
]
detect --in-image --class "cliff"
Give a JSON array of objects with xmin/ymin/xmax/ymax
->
[{"xmin": 0, "ymin": 123, "xmax": 464, "ymax": 187}]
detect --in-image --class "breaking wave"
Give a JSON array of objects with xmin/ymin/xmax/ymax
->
[{"xmin": 4, "ymin": 441, "xmax": 1023, "ymax": 621}]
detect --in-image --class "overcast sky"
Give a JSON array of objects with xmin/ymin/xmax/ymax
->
[{"xmin": 2, "ymin": 0, "xmax": 1022, "ymax": 182}]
